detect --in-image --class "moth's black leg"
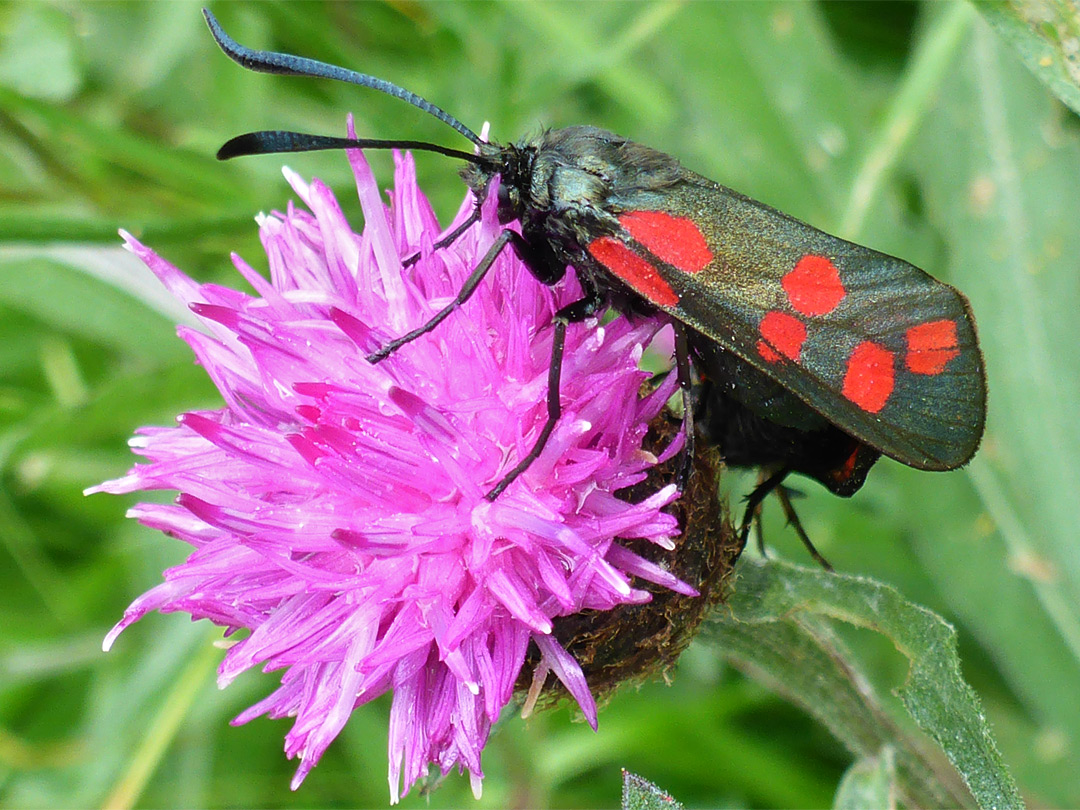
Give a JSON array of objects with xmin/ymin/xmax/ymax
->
[
  {"xmin": 552, "ymin": 270, "xmax": 604, "ymax": 321},
  {"xmin": 775, "ymin": 485, "xmax": 833, "ymax": 571},
  {"xmin": 753, "ymin": 504, "xmax": 767, "ymax": 558},
  {"xmin": 401, "ymin": 204, "xmax": 482, "ymax": 269},
  {"xmin": 486, "ymin": 318, "xmax": 567, "ymax": 500},
  {"xmin": 737, "ymin": 466, "xmax": 790, "ymax": 553},
  {"xmin": 367, "ymin": 227, "xmax": 522, "ymax": 364},
  {"xmin": 486, "ymin": 272, "xmax": 604, "ymax": 500},
  {"xmin": 673, "ymin": 323, "xmax": 695, "ymax": 492}
]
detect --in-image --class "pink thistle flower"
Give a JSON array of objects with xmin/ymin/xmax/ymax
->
[{"xmin": 89, "ymin": 129, "xmax": 693, "ymax": 802}]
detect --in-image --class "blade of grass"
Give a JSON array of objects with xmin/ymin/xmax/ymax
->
[
  {"xmin": 840, "ymin": 1, "xmax": 975, "ymax": 237},
  {"xmin": 100, "ymin": 632, "xmax": 220, "ymax": 810}
]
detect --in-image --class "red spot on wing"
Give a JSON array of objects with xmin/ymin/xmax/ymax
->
[
  {"xmin": 842, "ymin": 341, "xmax": 894, "ymax": 413},
  {"xmin": 588, "ymin": 237, "xmax": 679, "ymax": 307},
  {"xmin": 757, "ymin": 343, "xmax": 782, "ymax": 363},
  {"xmin": 783, "ymin": 255, "xmax": 846, "ymax": 316},
  {"xmin": 619, "ymin": 211, "xmax": 713, "ymax": 273},
  {"xmin": 757, "ymin": 311, "xmax": 806, "ymax": 363},
  {"xmin": 906, "ymin": 319, "xmax": 960, "ymax": 375}
]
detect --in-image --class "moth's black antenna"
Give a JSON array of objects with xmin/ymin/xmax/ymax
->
[
  {"xmin": 203, "ymin": 8, "xmax": 483, "ymax": 147},
  {"xmin": 217, "ymin": 130, "xmax": 488, "ymax": 165}
]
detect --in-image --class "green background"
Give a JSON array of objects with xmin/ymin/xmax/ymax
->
[{"xmin": 1, "ymin": 1, "xmax": 1077, "ymax": 807}]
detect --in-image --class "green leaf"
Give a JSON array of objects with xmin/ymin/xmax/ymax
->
[
  {"xmin": 834, "ymin": 747, "xmax": 897, "ymax": 810},
  {"xmin": 976, "ymin": 1, "xmax": 1080, "ymax": 116},
  {"xmin": 0, "ymin": 84, "xmax": 244, "ymax": 208},
  {"xmin": 0, "ymin": 4, "xmax": 80, "ymax": 101},
  {"xmin": 621, "ymin": 770, "xmax": 685, "ymax": 810},
  {"xmin": 0, "ymin": 245, "xmax": 193, "ymax": 361},
  {"xmin": 906, "ymin": 16, "xmax": 1080, "ymax": 805},
  {"xmin": 705, "ymin": 558, "xmax": 1022, "ymax": 810}
]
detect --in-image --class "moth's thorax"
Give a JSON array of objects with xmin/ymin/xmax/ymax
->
[
  {"xmin": 500, "ymin": 126, "xmax": 685, "ymax": 254},
  {"xmin": 524, "ymin": 127, "xmax": 680, "ymax": 206}
]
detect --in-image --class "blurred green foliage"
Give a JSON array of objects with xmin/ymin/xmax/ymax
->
[{"xmin": 1, "ymin": 1, "xmax": 1078, "ymax": 807}]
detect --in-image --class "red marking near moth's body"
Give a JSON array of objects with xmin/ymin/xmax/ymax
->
[
  {"xmin": 619, "ymin": 211, "xmax": 713, "ymax": 273},
  {"xmin": 757, "ymin": 311, "xmax": 806, "ymax": 363},
  {"xmin": 842, "ymin": 341, "xmax": 894, "ymax": 413},
  {"xmin": 588, "ymin": 237, "xmax": 679, "ymax": 307},
  {"xmin": 832, "ymin": 444, "xmax": 862, "ymax": 484},
  {"xmin": 782, "ymin": 255, "xmax": 846, "ymax": 316},
  {"xmin": 906, "ymin": 319, "xmax": 960, "ymax": 375}
]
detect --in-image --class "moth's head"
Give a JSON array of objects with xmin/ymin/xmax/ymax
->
[{"xmin": 465, "ymin": 142, "xmax": 535, "ymax": 225}]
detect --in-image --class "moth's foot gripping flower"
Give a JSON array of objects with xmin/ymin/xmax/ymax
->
[{"xmin": 90, "ymin": 130, "xmax": 736, "ymax": 802}]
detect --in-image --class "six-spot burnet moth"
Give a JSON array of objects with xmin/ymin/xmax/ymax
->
[{"xmin": 202, "ymin": 9, "xmax": 986, "ymax": 559}]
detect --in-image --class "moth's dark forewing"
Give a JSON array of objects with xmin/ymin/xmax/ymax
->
[{"xmin": 614, "ymin": 174, "xmax": 986, "ymax": 471}]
